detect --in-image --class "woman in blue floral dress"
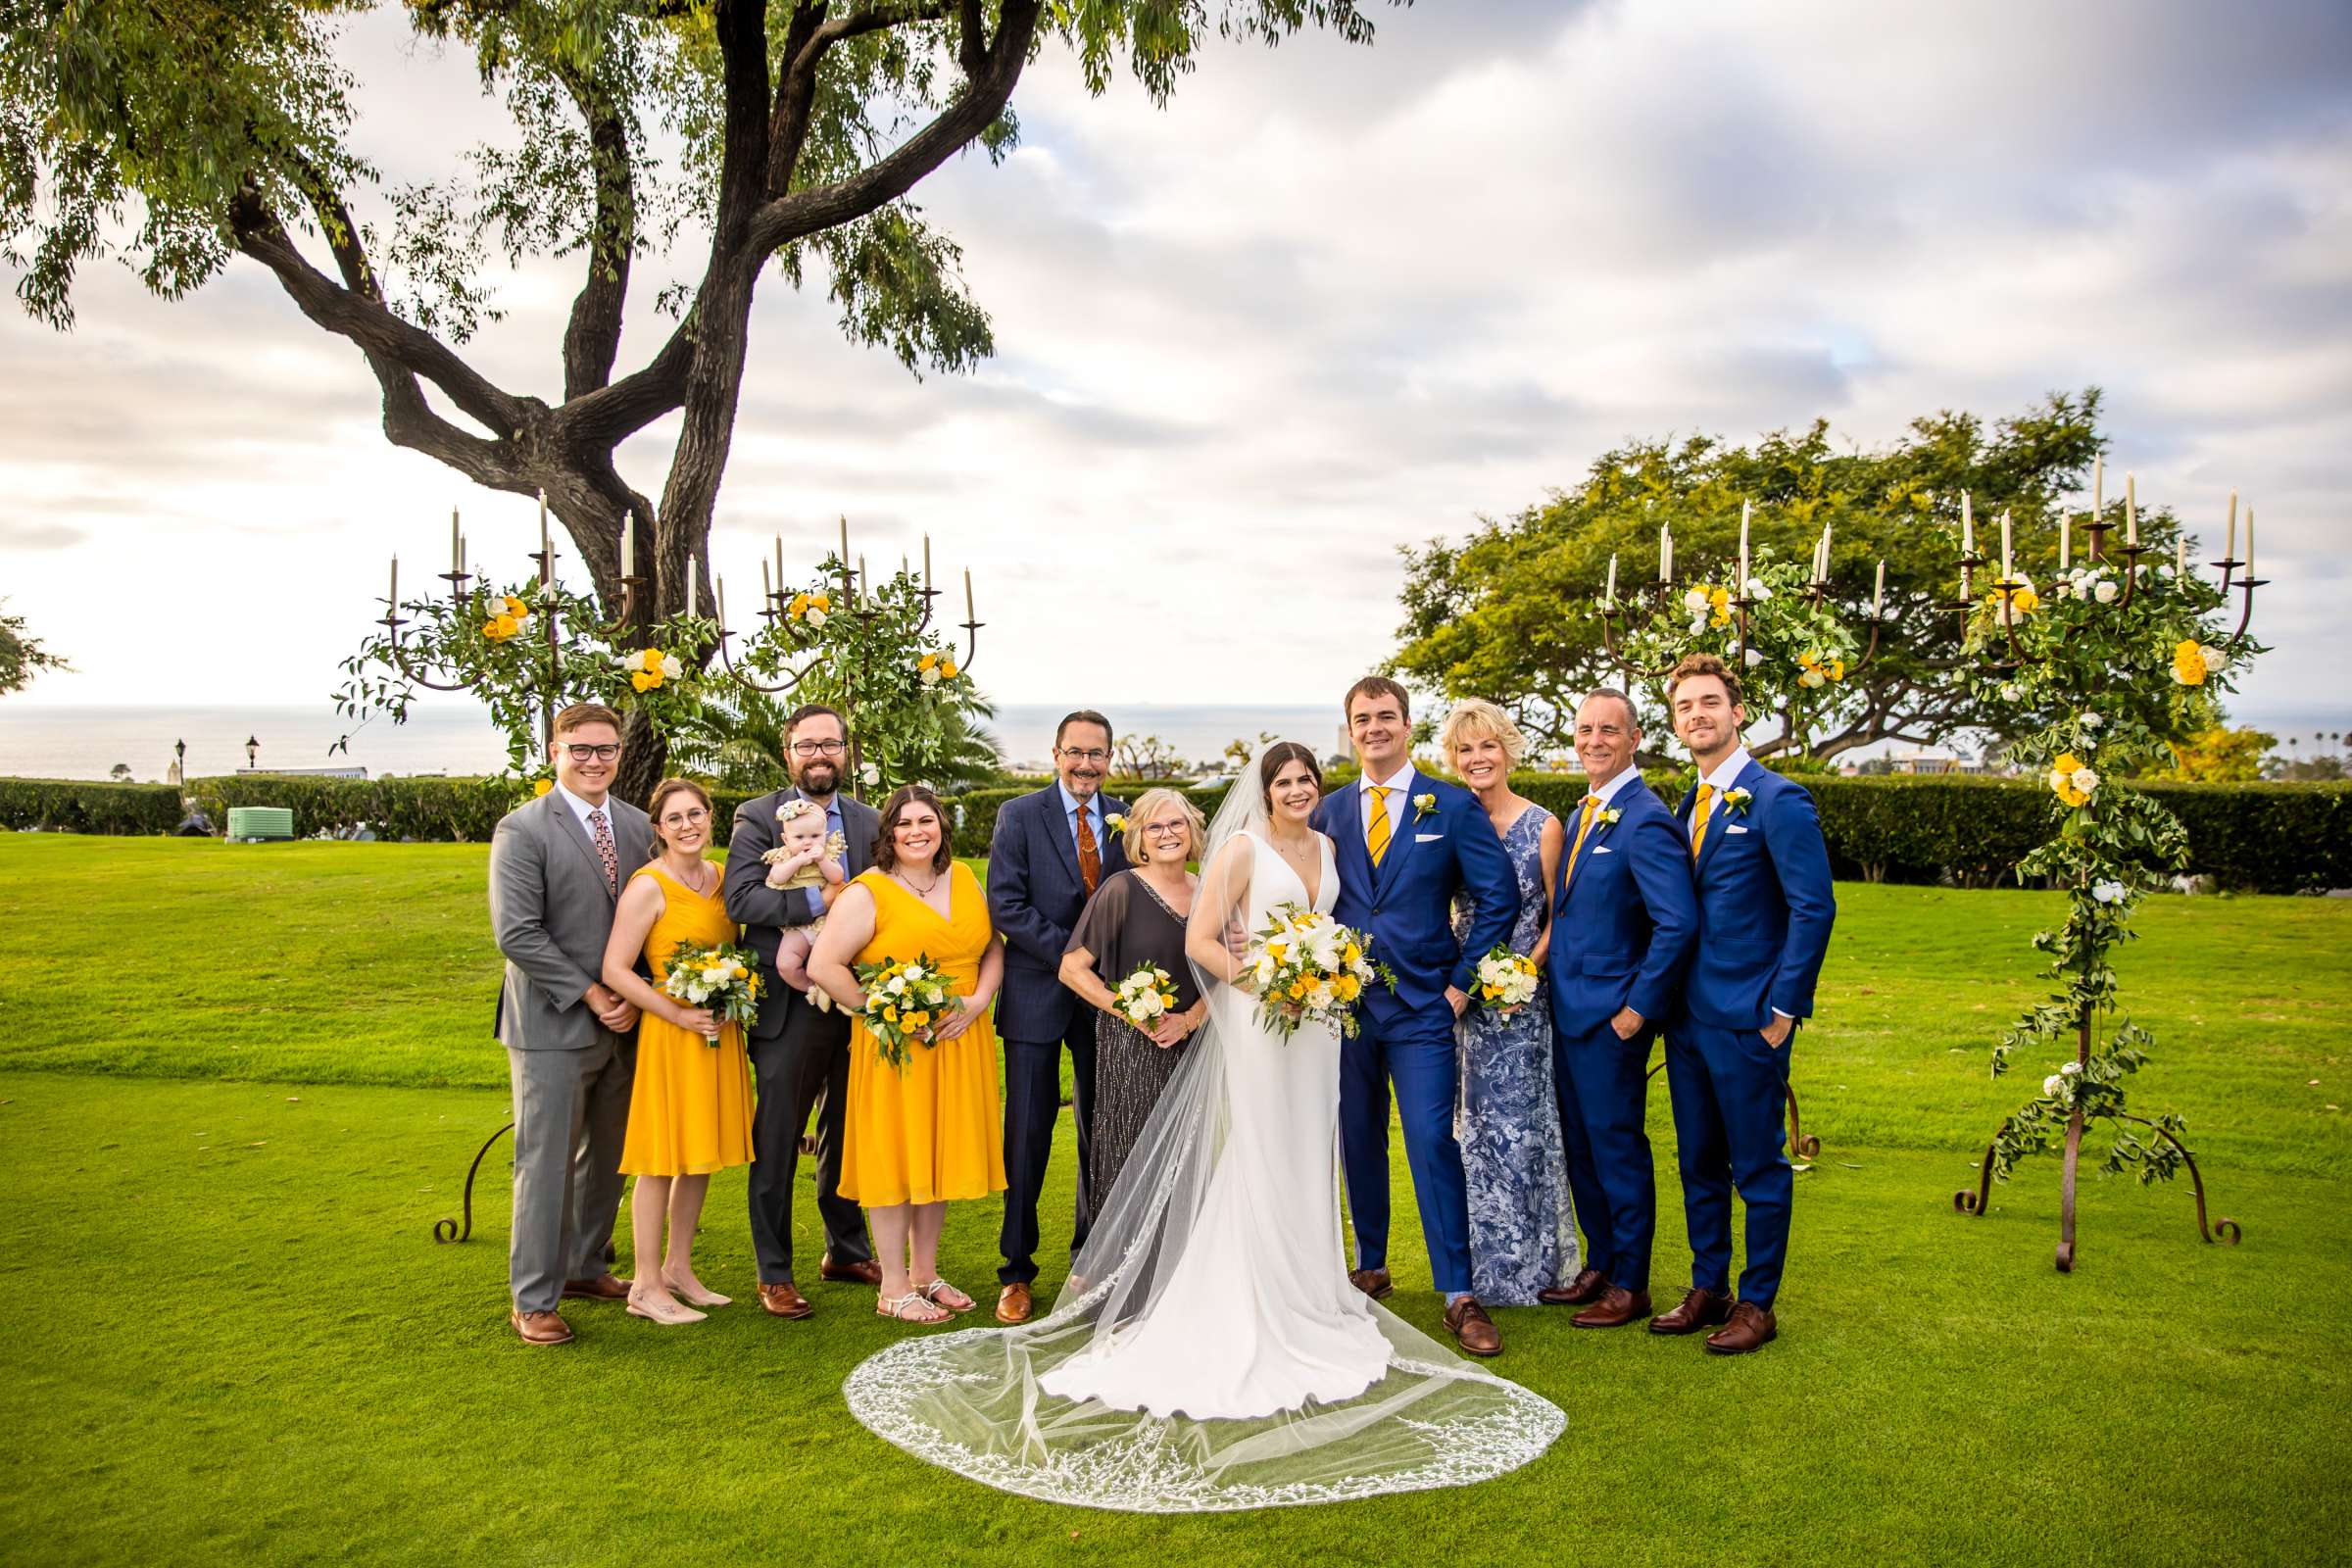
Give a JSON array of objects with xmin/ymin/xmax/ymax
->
[{"xmin": 1443, "ymin": 701, "xmax": 1578, "ymax": 1305}]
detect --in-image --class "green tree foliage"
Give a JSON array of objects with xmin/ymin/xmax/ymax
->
[
  {"xmin": 3, "ymin": 0, "xmax": 1395, "ymax": 792},
  {"xmin": 0, "ymin": 601, "xmax": 69, "ymax": 696},
  {"xmin": 2159, "ymin": 724, "xmax": 2275, "ymax": 783},
  {"xmin": 1387, "ymin": 393, "xmax": 2195, "ymax": 760}
]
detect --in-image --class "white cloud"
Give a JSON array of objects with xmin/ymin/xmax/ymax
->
[{"xmin": 2, "ymin": 0, "xmax": 2345, "ymax": 734}]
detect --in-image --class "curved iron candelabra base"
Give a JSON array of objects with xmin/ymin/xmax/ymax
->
[
  {"xmin": 1950, "ymin": 1112, "xmax": 2241, "ymax": 1270},
  {"xmin": 1642, "ymin": 1057, "xmax": 1816, "ymax": 1159},
  {"xmin": 432, "ymin": 1120, "xmax": 514, "ymax": 1244}
]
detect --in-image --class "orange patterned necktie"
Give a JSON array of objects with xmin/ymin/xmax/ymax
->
[
  {"xmin": 1074, "ymin": 802, "xmax": 1102, "ymax": 894},
  {"xmin": 1565, "ymin": 794, "xmax": 1600, "ymax": 884},
  {"xmin": 1689, "ymin": 783, "xmax": 1717, "ymax": 860}
]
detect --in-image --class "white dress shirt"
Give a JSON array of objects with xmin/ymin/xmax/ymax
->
[
  {"xmin": 1584, "ymin": 764, "xmax": 1642, "ymax": 809},
  {"xmin": 553, "ymin": 779, "xmax": 612, "ymax": 834}
]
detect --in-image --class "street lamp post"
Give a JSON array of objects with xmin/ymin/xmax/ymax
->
[{"xmin": 245, "ymin": 735, "xmax": 261, "ymax": 771}]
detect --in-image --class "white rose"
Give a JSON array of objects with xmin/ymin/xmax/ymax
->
[
  {"xmin": 660, "ymin": 654, "xmax": 684, "ymax": 680},
  {"xmin": 1744, "ymin": 647, "xmax": 1765, "ymax": 667},
  {"xmin": 805, "ymin": 607, "xmax": 827, "ymax": 628},
  {"xmin": 860, "ymin": 763, "xmax": 880, "ymax": 785},
  {"xmin": 2000, "ymin": 683, "xmax": 2023, "ymax": 702},
  {"xmin": 2094, "ymin": 580, "xmax": 2119, "ymax": 604},
  {"xmin": 1747, "ymin": 578, "xmax": 1771, "ymax": 601},
  {"xmin": 2043, "ymin": 1073, "xmax": 2066, "ymax": 1098},
  {"xmin": 1683, "ymin": 588, "xmax": 1709, "ymax": 615},
  {"xmin": 2082, "ymin": 712, "xmax": 2103, "ymax": 728},
  {"xmin": 1690, "ymin": 617, "xmax": 1709, "ymax": 637},
  {"xmin": 621, "ymin": 650, "xmax": 646, "ymax": 671},
  {"xmin": 2061, "ymin": 1061, "xmax": 2081, "ymax": 1076},
  {"xmin": 2198, "ymin": 645, "xmax": 2228, "ymax": 675},
  {"xmin": 2070, "ymin": 765, "xmax": 2100, "ymax": 796},
  {"xmin": 904, "ymin": 964, "xmax": 924, "ymax": 982}
]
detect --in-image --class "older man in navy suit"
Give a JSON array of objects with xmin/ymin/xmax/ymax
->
[
  {"xmin": 1653, "ymin": 654, "xmax": 1836, "ymax": 1355},
  {"xmin": 986, "ymin": 710, "xmax": 1130, "ymax": 1324},
  {"xmin": 1538, "ymin": 689, "xmax": 1697, "ymax": 1330}
]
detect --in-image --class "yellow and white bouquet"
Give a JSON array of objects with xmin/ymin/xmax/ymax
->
[
  {"xmin": 1111, "ymin": 962, "xmax": 1180, "ymax": 1032},
  {"xmin": 853, "ymin": 955, "xmax": 960, "ymax": 1069},
  {"xmin": 1472, "ymin": 945, "xmax": 1541, "ymax": 1013},
  {"xmin": 661, "ymin": 939, "xmax": 764, "ymax": 1046},
  {"xmin": 1246, "ymin": 902, "xmax": 1390, "ymax": 1042}
]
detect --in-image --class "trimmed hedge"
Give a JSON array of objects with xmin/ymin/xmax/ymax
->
[
  {"xmin": 10, "ymin": 769, "xmax": 2343, "ymax": 893},
  {"xmin": 0, "ymin": 777, "xmax": 186, "ymax": 835}
]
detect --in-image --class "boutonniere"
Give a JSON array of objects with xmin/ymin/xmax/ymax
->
[
  {"xmin": 1722, "ymin": 786, "xmax": 1754, "ymax": 816},
  {"xmin": 1411, "ymin": 793, "xmax": 1438, "ymax": 822},
  {"xmin": 1103, "ymin": 812, "xmax": 1129, "ymax": 835},
  {"xmin": 1594, "ymin": 806, "xmax": 1623, "ymax": 827}
]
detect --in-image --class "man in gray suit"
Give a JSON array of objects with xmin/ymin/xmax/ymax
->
[
  {"xmin": 723, "ymin": 703, "xmax": 881, "ymax": 1319},
  {"xmin": 489, "ymin": 702, "xmax": 655, "ymax": 1347}
]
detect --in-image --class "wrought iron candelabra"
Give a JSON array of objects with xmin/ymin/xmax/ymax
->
[{"xmin": 1950, "ymin": 501, "xmax": 2256, "ymax": 1270}]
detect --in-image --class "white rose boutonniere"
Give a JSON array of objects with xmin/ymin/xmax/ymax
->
[
  {"xmin": 1411, "ymin": 793, "xmax": 1438, "ymax": 822},
  {"xmin": 1595, "ymin": 806, "xmax": 1622, "ymax": 827},
  {"xmin": 1103, "ymin": 812, "xmax": 1129, "ymax": 835},
  {"xmin": 1722, "ymin": 786, "xmax": 1754, "ymax": 816}
]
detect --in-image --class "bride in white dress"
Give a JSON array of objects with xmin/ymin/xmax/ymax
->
[{"xmin": 845, "ymin": 743, "xmax": 1562, "ymax": 1512}]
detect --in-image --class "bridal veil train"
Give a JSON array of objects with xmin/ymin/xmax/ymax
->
[{"xmin": 843, "ymin": 745, "xmax": 1564, "ymax": 1512}]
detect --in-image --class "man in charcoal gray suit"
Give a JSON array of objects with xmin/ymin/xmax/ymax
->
[
  {"xmin": 489, "ymin": 702, "xmax": 655, "ymax": 1347},
  {"xmin": 724, "ymin": 702, "xmax": 882, "ymax": 1319}
]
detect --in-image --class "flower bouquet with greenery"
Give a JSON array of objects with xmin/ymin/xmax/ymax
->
[
  {"xmin": 661, "ymin": 939, "xmax": 763, "ymax": 1047},
  {"xmin": 854, "ymin": 955, "xmax": 960, "ymax": 1069}
]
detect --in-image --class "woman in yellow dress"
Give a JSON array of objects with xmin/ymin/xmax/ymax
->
[
  {"xmin": 602, "ymin": 777, "xmax": 757, "ymax": 1326},
  {"xmin": 809, "ymin": 784, "xmax": 1006, "ymax": 1324}
]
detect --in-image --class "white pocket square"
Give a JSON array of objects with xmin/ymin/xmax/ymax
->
[
  {"xmin": 1414, "ymin": 832, "xmax": 1444, "ymax": 842},
  {"xmin": 1592, "ymin": 845, "xmax": 1615, "ymax": 855},
  {"xmin": 1726, "ymin": 823, "xmax": 1750, "ymax": 835}
]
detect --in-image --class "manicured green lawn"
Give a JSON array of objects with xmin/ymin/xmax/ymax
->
[{"xmin": 1, "ymin": 835, "xmax": 2347, "ymax": 1564}]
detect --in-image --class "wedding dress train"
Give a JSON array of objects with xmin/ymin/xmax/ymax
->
[{"xmin": 844, "ymin": 773, "xmax": 1563, "ymax": 1512}]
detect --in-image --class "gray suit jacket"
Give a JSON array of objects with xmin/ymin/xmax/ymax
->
[
  {"xmin": 490, "ymin": 789, "xmax": 656, "ymax": 1052},
  {"xmin": 724, "ymin": 786, "xmax": 880, "ymax": 1041}
]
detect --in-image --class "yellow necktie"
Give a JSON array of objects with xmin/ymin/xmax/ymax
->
[
  {"xmin": 1564, "ymin": 795, "xmax": 1600, "ymax": 884},
  {"xmin": 1366, "ymin": 785, "xmax": 1392, "ymax": 866},
  {"xmin": 1690, "ymin": 783, "xmax": 1717, "ymax": 859}
]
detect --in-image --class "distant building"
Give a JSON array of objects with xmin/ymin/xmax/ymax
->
[{"xmin": 1887, "ymin": 750, "xmax": 1994, "ymax": 777}]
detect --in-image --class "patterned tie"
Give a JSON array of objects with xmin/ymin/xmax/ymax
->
[
  {"xmin": 587, "ymin": 806, "xmax": 618, "ymax": 894},
  {"xmin": 1365, "ymin": 785, "xmax": 1393, "ymax": 867},
  {"xmin": 1689, "ymin": 783, "xmax": 1717, "ymax": 861},
  {"xmin": 1074, "ymin": 802, "xmax": 1102, "ymax": 894},
  {"xmin": 1564, "ymin": 794, "xmax": 1601, "ymax": 885}
]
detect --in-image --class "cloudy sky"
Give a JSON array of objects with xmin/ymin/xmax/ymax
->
[{"xmin": 4, "ymin": 0, "xmax": 2347, "ymax": 729}]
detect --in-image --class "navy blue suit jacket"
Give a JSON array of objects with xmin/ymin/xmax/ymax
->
[
  {"xmin": 1674, "ymin": 759, "xmax": 1836, "ymax": 1030},
  {"xmin": 986, "ymin": 785, "xmax": 1130, "ymax": 1043},
  {"xmin": 1312, "ymin": 775, "xmax": 1519, "ymax": 1026},
  {"xmin": 1545, "ymin": 780, "xmax": 1698, "ymax": 1033}
]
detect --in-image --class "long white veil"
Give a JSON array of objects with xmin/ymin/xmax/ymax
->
[{"xmin": 843, "ymin": 744, "xmax": 1564, "ymax": 1512}]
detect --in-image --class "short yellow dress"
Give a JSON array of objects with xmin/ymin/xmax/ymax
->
[
  {"xmin": 618, "ymin": 863, "xmax": 757, "ymax": 1177},
  {"xmin": 841, "ymin": 863, "xmax": 1008, "ymax": 1207}
]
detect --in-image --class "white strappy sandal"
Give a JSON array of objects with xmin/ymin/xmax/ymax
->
[
  {"xmin": 877, "ymin": 1290, "xmax": 952, "ymax": 1323},
  {"xmin": 915, "ymin": 1278, "xmax": 975, "ymax": 1313}
]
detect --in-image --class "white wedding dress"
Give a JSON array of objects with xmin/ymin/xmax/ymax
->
[{"xmin": 844, "ymin": 755, "xmax": 1563, "ymax": 1512}]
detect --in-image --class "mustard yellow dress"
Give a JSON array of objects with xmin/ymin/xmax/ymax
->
[
  {"xmin": 618, "ymin": 863, "xmax": 757, "ymax": 1177},
  {"xmin": 841, "ymin": 863, "xmax": 1008, "ymax": 1207}
]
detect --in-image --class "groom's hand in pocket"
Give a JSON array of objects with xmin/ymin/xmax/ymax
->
[
  {"xmin": 1610, "ymin": 1006, "xmax": 1643, "ymax": 1041},
  {"xmin": 1761, "ymin": 1012, "xmax": 1794, "ymax": 1049},
  {"xmin": 1446, "ymin": 986, "xmax": 1469, "ymax": 1018}
]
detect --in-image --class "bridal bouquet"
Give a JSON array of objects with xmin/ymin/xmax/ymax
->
[
  {"xmin": 661, "ymin": 940, "xmax": 764, "ymax": 1046},
  {"xmin": 855, "ymin": 955, "xmax": 960, "ymax": 1069},
  {"xmin": 1472, "ymin": 945, "xmax": 1541, "ymax": 1014},
  {"xmin": 1246, "ymin": 903, "xmax": 1389, "ymax": 1041},
  {"xmin": 1110, "ymin": 962, "xmax": 1181, "ymax": 1032}
]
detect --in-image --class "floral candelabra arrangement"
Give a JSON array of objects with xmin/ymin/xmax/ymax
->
[
  {"xmin": 1950, "ymin": 461, "xmax": 2260, "ymax": 1270},
  {"xmin": 340, "ymin": 496, "xmax": 711, "ymax": 778},
  {"xmin": 710, "ymin": 518, "xmax": 982, "ymax": 796}
]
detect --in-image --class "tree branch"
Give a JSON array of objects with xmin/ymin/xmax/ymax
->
[{"xmin": 557, "ymin": 65, "xmax": 636, "ymax": 401}]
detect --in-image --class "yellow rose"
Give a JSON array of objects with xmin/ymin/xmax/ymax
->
[
  {"xmin": 1334, "ymin": 974, "xmax": 1361, "ymax": 1002},
  {"xmin": 1289, "ymin": 979, "xmax": 1310, "ymax": 1000},
  {"xmin": 2049, "ymin": 751, "xmax": 2089, "ymax": 808},
  {"xmin": 904, "ymin": 1010, "xmax": 929, "ymax": 1030},
  {"xmin": 940, "ymin": 660, "xmax": 959, "ymax": 680},
  {"xmin": 483, "ymin": 613, "xmax": 519, "ymax": 642},
  {"xmin": 917, "ymin": 653, "xmax": 938, "ymax": 671},
  {"xmin": 883, "ymin": 1005, "xmax": 901, "ymax": 1024},
  {"xmin": 810, "ymin": 592, "xmax": 832, "ymax": 612},
  {"xmin": 789, "ymin": 593, "xmax": 810, "ymax": 617},
  {"xmin": 534, "ymin": 778, "xmax": 555, "ymax": 797},
  {"xmin": 2172, "ymin": 640, "xmax": 2208, "ymax": 686},
  {"xmin": 631, "ymin": 670, "xmax": 658, "ymax": 693},
  {"xmin": 502, "ymin": 595, "xmax": 530, "ymax": 619},
  {"xmin": 1342, "ymin": 942, "xmax": 1361, "ymax": 966}
]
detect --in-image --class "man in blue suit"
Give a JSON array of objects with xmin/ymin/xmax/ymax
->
[
  {"xmin": 1652, "ymin": 654, "xmax": 1836, "ymax": 1354},
  {"xmin": 1312, "ymin": 676, "xmax": 1520, "ymax": 1356},
  {"xmin": 1538, "ymin": 689, "xmax": 1697, "ymax": 1329},
  {"xmin": 985, "ymin": 710, "xmax": 1129, "ymax": 1325}
]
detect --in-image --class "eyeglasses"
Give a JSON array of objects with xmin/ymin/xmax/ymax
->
[
  {"xmin": 1141, "ymin": 821, "xmax": 1190, "ymax": 839},
  {"xmin": 562, "ymin": 744, "xmax": 622, "ymax": 762},
  {"xmin": 790, "ymin": 740, "xmax": 846, "ymax": 758},
  {"xmin": 1058, "ymin": 748, "xmax": 1111, "ymax": 764},
  {"xmin": 659, "ymin": 807, "xmax": 710, "ymax": 828}
]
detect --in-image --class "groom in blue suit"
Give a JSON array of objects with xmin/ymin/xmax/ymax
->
[
  {"xmin": 1652, "ymin": 654, "xmax": 1836, "ymax": 1355},
  {"xmin": 1539, "ymin": 690, "xmax": 1696, "ymax": 1330},
  {"xmin": 1312, "ymin": 677, "xmax": 1520, "ymax": 1356}
]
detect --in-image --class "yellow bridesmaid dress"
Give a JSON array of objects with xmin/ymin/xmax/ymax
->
[
  {"xmin": 841, "ymin": 862, "xmax": 1007, "ymax": 1206},
  {"xmin": 618, "ymin": 863, "xmax": 757, "ymax": 1177}
]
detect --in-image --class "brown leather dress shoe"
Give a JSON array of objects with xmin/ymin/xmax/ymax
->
[
  {"xmin": 757, "ymin": 1282, "xmax": 814, "ymax": 1320},
  {"xmin": 1444, "ymin": 1296, "xmax": 1502, "ymax": 1357},
  {"xmin": 1571, "ymin": 1286, "xmax": 1652, "ymax": 1328},
  {"xmin": 1647, "ymin": 1287, "xmax": 1733, "ymax": 1336},
  {"xmin": 1537, "ymin": 1268, "xmax": 1607, "ymax": 1307},
  {"xmin": 1348, "ymin": 1267, "xmax": 1395, "ymax": 1301},
  {"xmin": 562, "ymin": 1273, "xmax": 630, "ymax": 1300},
  {"xmin": 820, "ymin": 1254, "xmax": 883, "ymax": 1286},
  {"xmin": 996, "ymin": 1283, "xmax": 1033, "ymax": 1324},
  {"xmin": 511, "ymin": 1308, "xmax": 574, "ymax": 1346},
  {"xmin": 1705, "ymin": 1300, "xmax": 1778, "ymax": 1355}
]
